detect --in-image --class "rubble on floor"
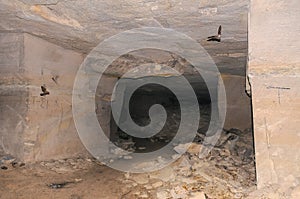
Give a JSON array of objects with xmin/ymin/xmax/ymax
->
[
  {"xmin": 5, "ymin": 127, "xmax": 295, "ymax": 198},
  {"xmin": 119, "ymin": 128, "xmax": 256, "ymax": 199},
  {"xmin": 0, "ymin": 153, "xmax": 25, "ymax": 170}
]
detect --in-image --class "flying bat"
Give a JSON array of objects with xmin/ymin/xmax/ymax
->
[
  {"xmin": 40, "ymin": 85, "xmax": 50, "ymax": 96},
  {"xmin": 207, "ymin": 25, "xmax": 222, "ymax": 42}
]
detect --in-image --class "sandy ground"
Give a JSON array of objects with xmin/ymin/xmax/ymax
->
[{"xmin": 0, "ymin": 161, "xmax": 125, "ymax": 199}]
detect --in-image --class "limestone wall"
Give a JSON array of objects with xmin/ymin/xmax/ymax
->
[
  {"xmin": 0, "ymin": 33, "xmax": 27, "ymax": 160},
  {"xmin": 248, "ymin": 0, "xmax": 300, "ymax": 190},
  {"xmin": 221, "ymin": 74, "xmax": 252, "ymax": 130},
  {"xmin": 0, "ymin": 32, "xmax": 89, "ymax": 162}
]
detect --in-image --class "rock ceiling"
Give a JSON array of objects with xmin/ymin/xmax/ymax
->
[{"xmin": 0, "ymin": 0, "xmax": 249, "ymax": 75}]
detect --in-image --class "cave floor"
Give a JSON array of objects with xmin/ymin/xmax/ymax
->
[{"xmin": 0, "ymin": 128, "xmax": 259, "ymax": 199}]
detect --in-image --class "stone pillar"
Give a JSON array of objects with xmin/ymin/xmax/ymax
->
[
  {"xmin": 248, "ymin": 0, "xmax": 300, "ymax": 190},
  {"xmin": 220, "ymin": 74, "xmax": 252, "ymax": 130},
  {"xmin": 96, "ymin": 75, "xmax": 119, "ymax": 139},
  {"xmin": 0, "ymin": 33, "xmax": 90, "ymax": 162}
]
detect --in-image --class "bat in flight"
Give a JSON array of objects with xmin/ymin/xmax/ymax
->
[
  {"xmin": 207, "ymin": 25, "xmax": 222, "ymax": 42},
  {"xmin": 40, "ymin": 85, "xmax": 50, "ymax": 96}
]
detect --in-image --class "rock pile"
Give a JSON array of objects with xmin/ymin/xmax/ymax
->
[{"xmin": 120, "ymin": 128, "xmax": 256, "ymax": 199}]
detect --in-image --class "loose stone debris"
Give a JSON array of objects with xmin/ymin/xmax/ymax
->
[
  {"xmin": 47, "ymin": 179, "xmax": 83, "ymax": 189},
  {"xmin": 1, "ymin": 126, "xmax": 295, "ymax": 198},
  {"xmin": 118, "ymin": 127, "xmax": 257, "ymax": 199},
  {"xmin": 105, "ymin": 104, "xmax": 257, "ymax": 198},
  {"xmin": 47, "ymin": 182, "xmax": 72, "ymax": 189},
  {"xmin": 0, "ymin": 153, "xmax": 25, "ymax": 170},
  {"xmin": 39, "ymin": 157, "xmax": 101, "ymax": 173}
]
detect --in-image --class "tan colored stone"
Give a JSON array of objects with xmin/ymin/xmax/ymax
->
[
  {"xmin": 131, "ymin": 173, "xmax": 149, "ymax": 185},
  {"xmin": 0, "ymin": 32, "xmax": 90, "ymax": 162},
  {"xmin": 291, "ymin": 185, "xmax": 300, "ymax": 199},
  {"xmin": 248, "ymin": 0, "xmax": 300, "ymax": 190},
  {"xmin": 152, "ymin": 181, "xmax": 163, "ymax": 188},
  {"xmin": 189, "ymin": 192, "xmax": 206, "ymax": 199},
  {"xmin": 187, "ymin": 143, "xmax": 202, "ymax": 155}
]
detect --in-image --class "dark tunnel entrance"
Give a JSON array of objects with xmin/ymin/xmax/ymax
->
[{"xmin": 109, "ymin": 75, "xmax": 212, "ymax": 153}]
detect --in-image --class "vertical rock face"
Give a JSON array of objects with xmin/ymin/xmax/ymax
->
[
  {"xmin": 249, "ymin": 0, "xmax": 300, "ymax": 69},
  {"xmin": 220, "ymin": 74, "xmax": 251, "ymax": 130},
  {"xmin": 23, "ymin": 34, "xmax": 87, "ymax": 161},
  {"xmin": 248, "ymin": 0, "xmax": 300, "ymax": 191},
  {"xmin": 0, "ymin": 33, "xmax": 27, "ymax": 160},
  {"xmin": 0, "ymin": 32, "xmax": 89, "ymax": 162}
]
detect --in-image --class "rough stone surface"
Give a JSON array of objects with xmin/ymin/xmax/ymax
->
[
  {"xmin": 0, "ymin": 33, "xmax": 27, "ymax": 160},
  {"xmin": 0, "ymin": 32, "xmax": 89, "ymax": 162},
  {"xmin": 0, "ymin": 0, "xmax": 248, "ymax": 52},
  {"xmin": 0, "ymin": 0, "xmax": 252, "ymax": 163},
  {"xmin": 120, "ymin": 127, "xmax": 256, "ymax": 198},
  {"xmin": 248, "ymin": 0, "xmax": 300, "ymax": 191},
  {"xmin": 249, "ymin": 0, "xmax": 300, "ymax": 70},
  {"xmin": 0, "ymin": 0, "xmax": 299, "ymax": 197},
  {"xmin": 291, "ymin": 185, "xmax": 300, "ymax": 199},
  {"xmin": 23, "ymin": 33, "xmax": 88, "ymax": 161},
  {"xmin": 250, "ymin": 75, "xmax": 300, "ymax": 189},
  {"xmin": 0, "ymin": 0, "xmax": 248, "ymax": 78},
  {"xmin": 1, "ymin": 31, "xmax": 251, "ymax": 163},
  {"xmin": 220, "ymin": 74, "xmax": 252, "ymax": 130},
  {"xmin": 189, "ymin": 192, "xmax": 206, "ymax": 199}
]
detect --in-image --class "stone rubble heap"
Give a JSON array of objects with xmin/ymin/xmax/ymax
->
[{"xmin": 118, "ymin": 128, "xmax": 257, "ymax": 199}]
